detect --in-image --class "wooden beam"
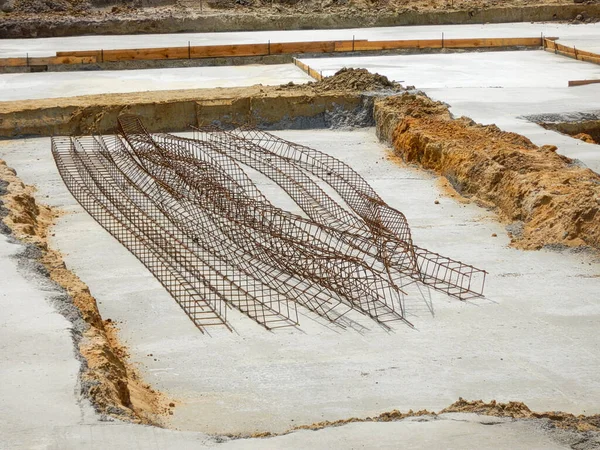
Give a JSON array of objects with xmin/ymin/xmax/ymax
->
[
  {"xmin": 268, "ymin": 41, "xmax": 336, "ymax": 55},
  {"xmin": 568, "ymin": 79, "xmax": 600, "ymax": 87},
  {"xmin": 0, "ymin": 55, "xmax": 96, "ymax": 67},
  {"xmin": 293, "ymin": 57, "xmax": 322, "ymax": 81},
  {"xmin": 353, "ymin": 39, "xmax": 443, "ymax": 51},
  {"xmin": 1, "ymin": 36, "xmax": 563, "ymax": 68},
  {"xmin": 443, "ymin": 37, "xmax": 544, "ymax": 48},
  {"xmin": 190, "ymin": 43, "xmax": 270, "ymax": 58}
]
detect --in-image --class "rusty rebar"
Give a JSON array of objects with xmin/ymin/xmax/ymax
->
[{"xmin": 51, "ymin": 115, "xmax": 486, "ymax": 333}]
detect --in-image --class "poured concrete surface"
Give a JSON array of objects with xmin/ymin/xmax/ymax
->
[
  {"xmin": 0, "ymin": 233, "xmax": 88, "ymax": 447},
  {"xmin": 0, "ymin": 64, "xmax": 312, "ymax": 102},
  {"xmin": 301, "ymin": 50, "xmax": 600, "ymax": 88},
  {"xmin": 2, "ymin": 413, "xmax": 570, "ymax": 449},
  {"xmin": 1, "ymin": 22, "xmax": 600, "ymax": 58},
  {"xmin": 300, "ymin": 51, "xmax": 600, "ymax": 173},
  {"xmin": 1, "ymin": 130, "xmax": 599, "ymax": 438}
]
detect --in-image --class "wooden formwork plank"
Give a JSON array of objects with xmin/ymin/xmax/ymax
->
[
  {"xmin": 56, "ymin": 50, "xmax": 102, "ymax": 57},
  {"xmin": 353, "ymin": 39, "xmax": 443, "ymax": 51},
  {"xmin": 100, "ymin": 46, "xmax": 189, "ymax": 61},
  {"xmin": 0, "ymin": 55, "xmax": 96, "ymax": 67},
  {"xmin": 568, "ymin": 79, "xmax": 600, "ymax": 87},
  {"xmin": 333, "ymin": 40, "xmax": 368, "ymax": 52},
  {"xmin": 268, "ymin": 41, "xmax": 336, "ymax": 55},
  {"xmin": 308, "ymin": 67, "xmax": 323, "ymax": 81},
  {"xmin": 554, "ymin": 42, "xmax": 600, "ymax": 58},
  {"xmin": 1, "ymin": 36, "xmax": 561, "ymax": 68},
  {"xmin": 191, "ymin": 43, "xmax": 270, "ymax": 58},
  {"xmin": 443, "ymin": 37, "xmax": 543, "ymax": 48},
  {"xmin": 293, "ymin": 57, "xmax": 322, "ymax": 81},
  {"xmin": 575, "ymin": 53, "xmax": 600, "ymax": 64}
]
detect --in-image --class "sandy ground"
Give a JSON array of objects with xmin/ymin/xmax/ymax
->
[{"xmin": 1, "ymin": 129, "xmax": 599, "ymax": 438}]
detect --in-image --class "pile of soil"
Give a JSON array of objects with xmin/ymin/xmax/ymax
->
[
  {"xmin": 264, "ymin": 398, "xmax": 600, "ymax": 437},
  {"xmin": 1, "ymin": 0, "xmax": 594, "ymax": 38},
  {"xmin": 375, "ymin": 92, "xmax": 600, "ymax": 250},
  {"xmin": 574, "ymin": 132, "xmax": 598, "ymax": 144},
  {"xmin": 442, "ymin": 398, "xmax": 600, "ymax": 432},
  {"xmin": 0, "ymin": 158, "xmax": 174, "ymax": 424},
  {"xmin": 314, "ymin": 68, "xmax": 404, "ymax": 93},
  {"xmin": 10, "ymin": 0, "xmax": 90, "ymax": 13},
  {"xmin": 1, "ymin": 0, "xmax": 570, "ymax": 16}
]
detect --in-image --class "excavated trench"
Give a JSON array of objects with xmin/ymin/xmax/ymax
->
[
  {"xmin": 1, "ymin": 69, "xmax": 600, "ymax": 437},
  {"xmin": 532, "ymin": 112, "xmax": 600, "ymax": 145}
]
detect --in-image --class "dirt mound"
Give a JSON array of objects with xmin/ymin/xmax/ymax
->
[
  {"xmin": 442, "ymin": 398, "xmax": 600, "ymax": 432},
  {"xmin": 574, "ymin": 132, "xmax": 598, "ymax": 144},
  {"xmin": 375, "ymin": 92, "xmax": 600, "ymax": 251},
  {"xmin": 315, "ymin": 68, "xmax": 404, "ymax": 93},
  {"xmin": 0, "ymin": 158, "xmax": 173, "ymax": 425},
  {"xmin": 5, "ymin": 0, "xmax": 90, "ymax": 13},
  {"xmin": 252, "ymin": 397, "xmax": 600, "ymax": 438}
]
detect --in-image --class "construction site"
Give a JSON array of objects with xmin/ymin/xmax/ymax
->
[{"xmin": 1, "ymin": 1, "xmax": 600, "ymax": 448}]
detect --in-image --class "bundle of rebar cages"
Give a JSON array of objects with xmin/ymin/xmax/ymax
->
[{"xmin": 51, "ymin": 115, "xmax": 486, "ymax": 333}]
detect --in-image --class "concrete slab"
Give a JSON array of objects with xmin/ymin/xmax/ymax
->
[
  {"xmin": 1, "ymin": 22, "xmax": 599, "ymax": 58},
  {"xmin": 301, "ymin": 50, "xmax": 600, "ymax": 88},
  {"xmin": 4, "ymin": 414, "xmax": 571, "ymax": 449},
  {"xmin": 0, "ymin": 234, "xmax": 87, "ymax": 447},
  {"xmin": 220, "ymin": 418, "xmax": 567, "ymax": 450},
  {"xmin": 1, "ymin": 130, "xmax": 598, "ymax": 437},
  {"xmin": 0, "ymin": 64, "xmax": 312, "ymax": 102},
  {"xmin": 299, "ymin": 51, "xmax": 600, "ymax": 173}
]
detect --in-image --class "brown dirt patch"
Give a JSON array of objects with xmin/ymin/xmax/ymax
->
[
  {"xmin": 375, "ymin": 92, "xmax": 600, "ymax": 250},
  {"xmin": 0, "ymin": 158, "xmax": 174, "ymax": 425},
  {"xmin": 573, "ymin": 132, "xmax": 598, "ymax": 145},
  {"xmin": 442, "ymin": 398, "xmax": 600, "ymax": 432},
  {"xmin": 246, "ymin": 398, "xmax": 600, "ymax": 438},
  {"xmin": 1, "ymin": 0, "xmax": 574, "ymax": 19}
]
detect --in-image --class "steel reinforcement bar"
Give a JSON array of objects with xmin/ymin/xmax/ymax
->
[{"xmin": 51, "ymin": 115, "xmax": 486, "ymax": 333}]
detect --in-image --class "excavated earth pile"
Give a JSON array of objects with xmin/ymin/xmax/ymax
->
[
  {"xmin": 375, "ymin": 92, "xmax": 600, "ymax": 251},
  {"xmin": 1, "ymin": 0, "xmax": 599, "ymax": 38}
]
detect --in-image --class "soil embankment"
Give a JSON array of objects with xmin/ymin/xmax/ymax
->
[
  {"xmin": 0, "ymin": 158, "xmax": 175, "ymax": 424},
  {"xmin": 1, "ymin": 1, "xmax": 599, "ymax": 38},
  {"xmin": 375, "ymin": 92, "xmax": 600, "ymax": 250}
]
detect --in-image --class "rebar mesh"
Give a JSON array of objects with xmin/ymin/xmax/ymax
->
[{"xmin": 51, "ymin": 115, "xmax": 486, "ymax": 333}]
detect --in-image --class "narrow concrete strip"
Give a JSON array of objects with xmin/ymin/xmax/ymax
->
[{"xmin": 0, "ymin": 234, "xmax": 85, "ymax": 447}]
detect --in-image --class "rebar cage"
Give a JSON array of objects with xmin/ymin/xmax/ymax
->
[{"xmin": 51, "ymin": 116, "xmax": 486, "ymax": 333}]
